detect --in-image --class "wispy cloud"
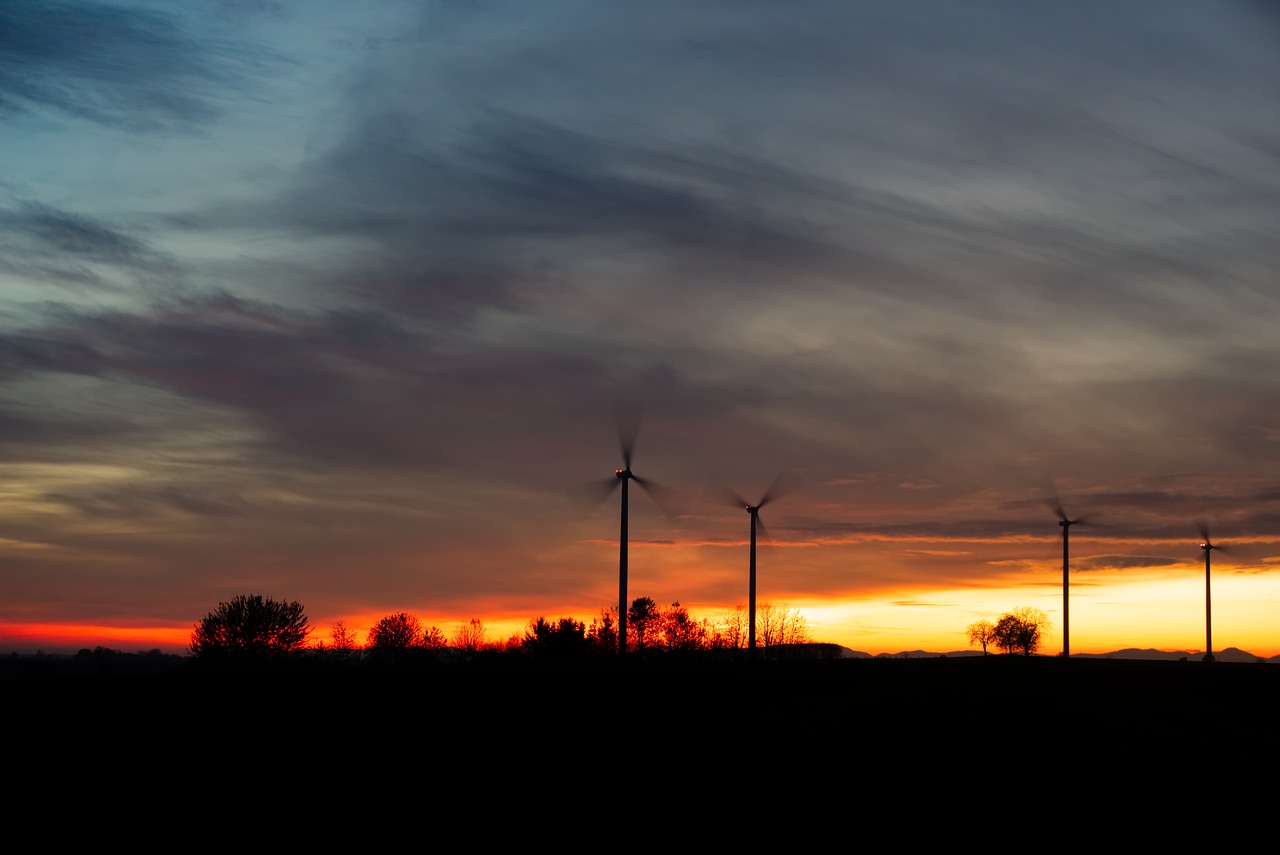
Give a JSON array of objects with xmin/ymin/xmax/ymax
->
[{"xmin": 0, "ymin": 1, "xmax": 271, "ymax": 129}]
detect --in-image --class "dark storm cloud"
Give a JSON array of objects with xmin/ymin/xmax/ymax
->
[{"xmin": 0, "ymin": 1, "xmax": 264, "ymax": 129}]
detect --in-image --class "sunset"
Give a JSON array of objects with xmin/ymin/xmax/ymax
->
[{"xmin": 3, "ymin": 1, "xmax": 1279, "ymax": 661}]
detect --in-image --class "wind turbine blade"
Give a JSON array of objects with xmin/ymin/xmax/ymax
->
[
  {"xmin": 755, "ymin": 512, "xmax": 770, "ymax": 541},
  {"xmin": 577, "ymin": 477, "xmax": 622, "ymax": 510},
  {"xmin": 705, "ymin": 479, "xmax": 749, "ymax": 510},
  {"xmin": 758, "ymin": 470, "xmax": 802, "ymax": 509},
  {"xmin": 1044, "ymin": 497, "xmax": 1068, "ymax": 522},
  {"xmin": 614, "ymin": 404, "xmax": 642, "ymax": 468},
  {"xmin": 1196, "ymin": 520, "xmax": 1211, "ymax": 543},
  {"xmin": 633, "ymin": 475, "xmax": 685, "ymax": 521}
]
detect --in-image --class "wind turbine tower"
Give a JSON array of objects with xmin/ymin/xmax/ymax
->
[
  {"xmin": 1198, "ymin": 524, "xmax": 1221, "ymax": 663},
  {"xmin": 724, "ymin": 474, "xmax": 794, "ymax": 656},
  {"xmin": 1051, "ymin": 500, "xmax": 1088, "ymax": 659}
]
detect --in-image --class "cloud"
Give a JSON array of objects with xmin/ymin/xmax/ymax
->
[
  {"xmin": 0, "ymin": 1, "xmax": 267, "ymax": 130},
  {"xmin": 0, "ymin": 203, "xmax": 174, "ymax": 293},
  {"xmin": 0, "ymin": 203, "xmax": 150, "ymax": 264},
  {"xmin": 1074, "ymin": 555, "xmax": 1184, "ymax": 572}
]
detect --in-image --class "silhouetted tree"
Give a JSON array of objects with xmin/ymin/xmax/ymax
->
[
  {"xmin": 366, "ymin": 612, "xmax": 446, "ymax": 664},
  {"xmin": 628, "ymin": 596, "xmax": 660, "ymax": 652},
  {"xmin": 318, "ymin": 620, "xmax": 360, "ymax": 663},
  {"xmin": 330, "ymin": 620, "xmax": 359, "ymax": 651},
  {"xmin": 991, "ymin": 608, "xmax": 1050, "ymax": 656},
  {"xmin": 757, "ymin": 602, "xmax": 809, "ymax": 649},
  {"xmin": 422, "ymin": 625, "xmax": 448, "ymax": 650},
  {"xmin": 661, "ymin": 602, "xmax": 707, "ymax": 653},
  {"xmin": 190, "ymin": 594, "xmax": 311, "ymax": 660},
  {"xmin": 587, "ymin": 608, "xmax": 618, "ymax": 655},
  {"xmin": 451, "ymin": 618, "xmax": 486, "ymax": 654},
  {"xmin": 497, "ymin": 633, "xmax": 524, "ymax": 653},
  {"xmin": 966, "ymin": 619, "xmax": 995, "ymax": 655},
  {"xmin": 369, "ymin": 612, "xmax": 423, "ymax": 650},
  {"xmin": 523, "ymin": 617, "xmax": 588, "ymax": 659},
  {"xmin": 706, "ymin": 604, "xmax": 748, "ymax": 650}
]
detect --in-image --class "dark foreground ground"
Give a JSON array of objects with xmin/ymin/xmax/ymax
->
[
  {"xmin": 11, "ymin": 655, "xmax": 1274, "ymax": 825},
  {"xmin": 9, "ymin": 655, "xmax": 1277, "ymax": 753}
]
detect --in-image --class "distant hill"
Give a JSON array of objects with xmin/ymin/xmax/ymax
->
[
  {"xmin": 861, "ymin": 646, "xmax": 1277, "ymax": 663},
  {"xmin": 868, "ymin": 649, "xmax": 983, "ymax": 659},
  {"xmin": 1074, "ymin": 646, "xmax": 1274, "ymax": 664}
]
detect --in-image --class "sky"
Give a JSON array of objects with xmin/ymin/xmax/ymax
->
[{"xmin": 3, "ymin": 0, "xmax": 1279, "ymax": 657}]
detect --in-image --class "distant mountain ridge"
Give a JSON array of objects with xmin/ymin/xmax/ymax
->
[{"xmin": 842, "ymin": 646, "xmax": 1279, "ymax": 663}]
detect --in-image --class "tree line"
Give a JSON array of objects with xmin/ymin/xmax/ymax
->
[
  {"xmin": 966, "ymin": 607, "xmax": 1051, "ymax": 656},
  {"xmin": 189, "ymin": 593, "xmax": 823, "ymax": 664}
]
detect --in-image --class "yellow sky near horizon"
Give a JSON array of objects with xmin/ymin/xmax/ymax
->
[{"xmin": 5, "ymin": 566, "xmax": 1275, "ymax": 659}]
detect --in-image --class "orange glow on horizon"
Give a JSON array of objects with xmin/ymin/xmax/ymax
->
[
  {"xmin": 4, "ymin": 562, "xmax": 1276, "ymax": 659},
  {"xmin": 0, "ymin": 622, "xmax": 192, "ymax": 654},
  {"xmin": 7, "ymin": 586, "xmax": 1277, "ymax": 661}
]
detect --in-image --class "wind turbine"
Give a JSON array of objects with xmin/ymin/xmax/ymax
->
[
  {"xmin": 593, "ymin": 410, "xmax": 671, "ymax": 655},
  {"xmin": 722, "ymin": 473, "xmax": 795, "ymax": 655},
  {"xmin": 1048, "ymin": 499, "xmax": 1090, "ymax": 659},
  {"xmin": 1197, "ymin": 522, "xmax": 1224, "ymax": 663}
]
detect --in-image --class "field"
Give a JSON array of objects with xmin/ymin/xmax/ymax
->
[{"xmin": 10, "ymin": 656, "xmax": 1277, "ymax": 757}]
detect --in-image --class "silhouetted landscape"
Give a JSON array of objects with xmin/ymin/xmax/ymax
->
[
  {"xmin": 5, "ymin": 3, "xmax": 1279, "ymax": 681},
  {"xmin": 8, "ymin": 653, "xmax": 1278, "ymax": 763}
]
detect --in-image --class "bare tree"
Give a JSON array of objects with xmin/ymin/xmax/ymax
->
[
  {"xmin": 966, "ymin": 619, "xmax": 995, "ymax": 655},
  {"xmin": 660, "ymin": 602, "xmax": 707, "ymax": 653},
  {"xmin": 318, "ymin": 620, "xmax": 360, "ymax": 663},
  {"xmin": 330, "ymin": 620, "xmax": 359, "ymax": 650},
  {"xmin": 757, "ymin": 602, "xmax": 809, "ymax": 649},
  {"xmin": 711, "ymin": 604, "xmax": 748, "ymax": 650},
  {"xmin": 451, "ymin": 618, "xmax": 486, "ymax": 654},
  {"xmin": 422, "ymin": 625, "xmax": 448, "ymax": 650},
  {"xmin": 991, "ymin": 608, "xmax": 1050, "ymax": 656}
]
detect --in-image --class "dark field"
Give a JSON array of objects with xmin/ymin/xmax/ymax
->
[
  {"xmin": 10, "ymin": 656, "xmax": 1277, "ymax": 758},
  {"xmin": 11, "ymin": 654, "xmax": 1278, "ymax": 825}
]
